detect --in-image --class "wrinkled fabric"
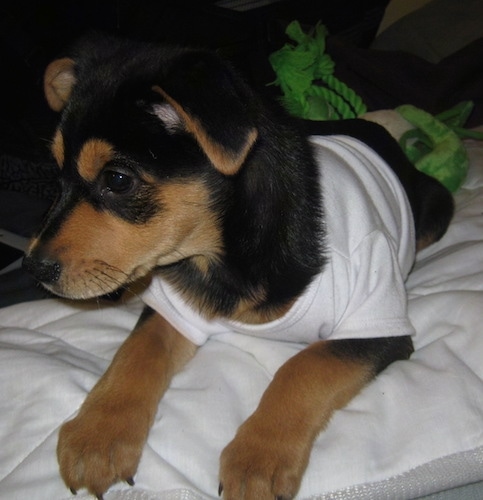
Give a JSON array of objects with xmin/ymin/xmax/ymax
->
[{"xmin": 0, "ymin": 139, "xmax": 482, "ymax": 499}]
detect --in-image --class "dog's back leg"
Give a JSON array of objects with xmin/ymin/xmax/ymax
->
[{"xmin": 413, "ymin": 172, "xmax": 454, "ymax": 251}]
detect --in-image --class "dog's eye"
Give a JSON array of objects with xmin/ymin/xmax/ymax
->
[{"xmin": 103, "ymin": 170, "xmax": 134, "ymax": 194}]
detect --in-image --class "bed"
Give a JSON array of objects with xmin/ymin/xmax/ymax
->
[
  {"xmin": 1, "ymin": 1, "xmax": 483, "ymax": 499},
  {"xmin": 1, "ymin": 132, "xmax": 483, "ymax": 500}
]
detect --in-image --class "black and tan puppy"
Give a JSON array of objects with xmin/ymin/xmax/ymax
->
[{"xmin": 23, "ymin": 34, "xmax": 453, "ymax": 499}]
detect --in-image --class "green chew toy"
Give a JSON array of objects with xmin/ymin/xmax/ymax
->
[
  {"xmin": 269, "ymin": 20, "xmax": 483, "ymax": 192},
  {"xmin": 269, "ymin": 20, "xmax": 367, "ymax": 120},
  {"xmin": 397, "ymin": 102, "xmax": 483, "ymax": 192}
]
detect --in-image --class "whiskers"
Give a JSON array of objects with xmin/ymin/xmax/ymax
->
[{"xmin": 65, "ymin": 261, "xmax": 131, "ymax": 300}]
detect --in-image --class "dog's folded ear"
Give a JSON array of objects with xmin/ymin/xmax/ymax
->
[
  {"xmin": 43, "ymin": 46, "xmax": 258, "ymax": 176},
  {"xmin": 151, "ymin": 51, "xmax": 258, "ymax": 176},
  {"xmin": 43, "ymin": 57, "xmax": 76, "ymax": 112}
]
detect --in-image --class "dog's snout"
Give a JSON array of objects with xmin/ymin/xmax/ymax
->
[{"xmin": 23, "ymin": 255, "xmax": 61, "ymax": 284}]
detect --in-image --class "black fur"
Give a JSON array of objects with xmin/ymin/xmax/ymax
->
[{"xmin": 329, "ymin": 336, "xmax": 415, "ymax": 375}]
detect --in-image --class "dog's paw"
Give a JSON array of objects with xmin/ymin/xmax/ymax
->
[
  {"xmin": 219, "ymin": 416, "xmax": 310, "ymax": 500},
  {"xmin": 57, "ymin": 405, "xmax": 148, "ymax": 498}
]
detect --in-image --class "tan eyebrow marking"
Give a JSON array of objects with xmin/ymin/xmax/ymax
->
[
  {"xmin": 77, "ymin": 139, "xmax": 115, "ymax": 182},
  {"xmin": 51, "ymin": 129, "xmax": 65, "ymax": 168}
]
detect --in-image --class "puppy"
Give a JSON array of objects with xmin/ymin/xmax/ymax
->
[{"xmin": 23, "ymin": 34, "xmax": 453, "ymax": 499}]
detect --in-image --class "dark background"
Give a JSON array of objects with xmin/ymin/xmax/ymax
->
[{"xmin": 0, "ymin": 0, "xmax": 389, "ymax": 161}]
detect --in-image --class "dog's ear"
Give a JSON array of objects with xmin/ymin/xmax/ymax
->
[
  {"xmin": 44, "ymin": 57, "xmax": 76, "ymax": 112},
  {"xmin": 151, "ymin": 52, "xmax": 258, "ymax": 176}
]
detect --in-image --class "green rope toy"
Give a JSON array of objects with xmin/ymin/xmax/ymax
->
[
  {"xmin": 269, "ymin": 20, "xmax": 483, "ymax": 192},
  {"xmin": 397, "ymin": 102, "xmax": 473, "ymax": 192},
  {"xmin": 269, "ymin": 20, "xmax": 367, "ymax": 120}
]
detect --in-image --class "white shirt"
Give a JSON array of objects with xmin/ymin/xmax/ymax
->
[{"xmin": 142, "ymin": 135, "xmax": 416, "ymax": 345}]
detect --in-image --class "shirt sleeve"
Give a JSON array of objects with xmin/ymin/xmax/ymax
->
[{"xmin": 330, "ymin": 230, "xmax": 416, "ymax": 340}]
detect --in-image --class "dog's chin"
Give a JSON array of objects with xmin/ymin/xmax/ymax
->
[
  {"xmin": 42, "ymin": 282, "xmax": 123, "ymax": 301},
  {"xmin": 40, "ymin": 271, "xmax": 137, "ymax": 301}
]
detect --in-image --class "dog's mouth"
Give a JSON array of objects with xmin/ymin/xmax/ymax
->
[{"xmin": 23, "ymin": 253, "xmax": 152, "ymax": 300}]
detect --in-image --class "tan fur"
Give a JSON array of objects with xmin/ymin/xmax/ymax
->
[
  {"xmin": 230, "ymin": 296, "xmax": 295, "ymax": 325},
  {"xmin": 44, "ymin": 57, "xmax": 76, "ymax": 112},
  {"xmin": 57, "ymin": 312, "xmax": 197, "ymax": 497},
  {"xmin": 416, "ymin": 233, "xmax": 438, "ymax": 252},
  {"xmin": 50, "ymin": 134, "xmax": 114, "ymax": 179},
  {"xmin": 77, "ymin": 139, "xmax": 115, "ymax": 182},
  {"xmin": 155, "ymin": 181, "xmax": 224, "ymax": 266},
  {"xmin": 152, "ymin": 86, "xmax": 258, "ymax": 176},
  {"xmin": 51, "ymin": 130, "xmax": 65, "ymax": 167},
  {"xmin": 219, "ymin": 341, "xmax": 374, "ymax": 499}
]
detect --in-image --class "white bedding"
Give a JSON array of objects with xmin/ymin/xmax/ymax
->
[{"xmin": 1, "ymin": 137, "xmax": 483, "ymax": 500}]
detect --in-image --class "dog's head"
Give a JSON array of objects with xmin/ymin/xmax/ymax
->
[{"xmin": 23, "ymin": 36, "xmax": 259, "ymax": 300}]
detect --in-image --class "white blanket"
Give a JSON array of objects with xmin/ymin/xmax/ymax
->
[{"xmin": 1, "ymin": 138, "xmax": 483, "ymax": 500}]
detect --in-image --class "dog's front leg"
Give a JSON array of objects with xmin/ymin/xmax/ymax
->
[
  {"xmin": 219, "ymin": 337, "xmax": 412, "ymax": 500},
  {"xmin": 57, "ymin": 307, "xmax": 197, "ymax": 498}
]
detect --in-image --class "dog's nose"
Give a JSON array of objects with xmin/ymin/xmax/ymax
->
[{"xmin": 23, "ymin": 254, "xmax": 61, "ymax": 284}]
